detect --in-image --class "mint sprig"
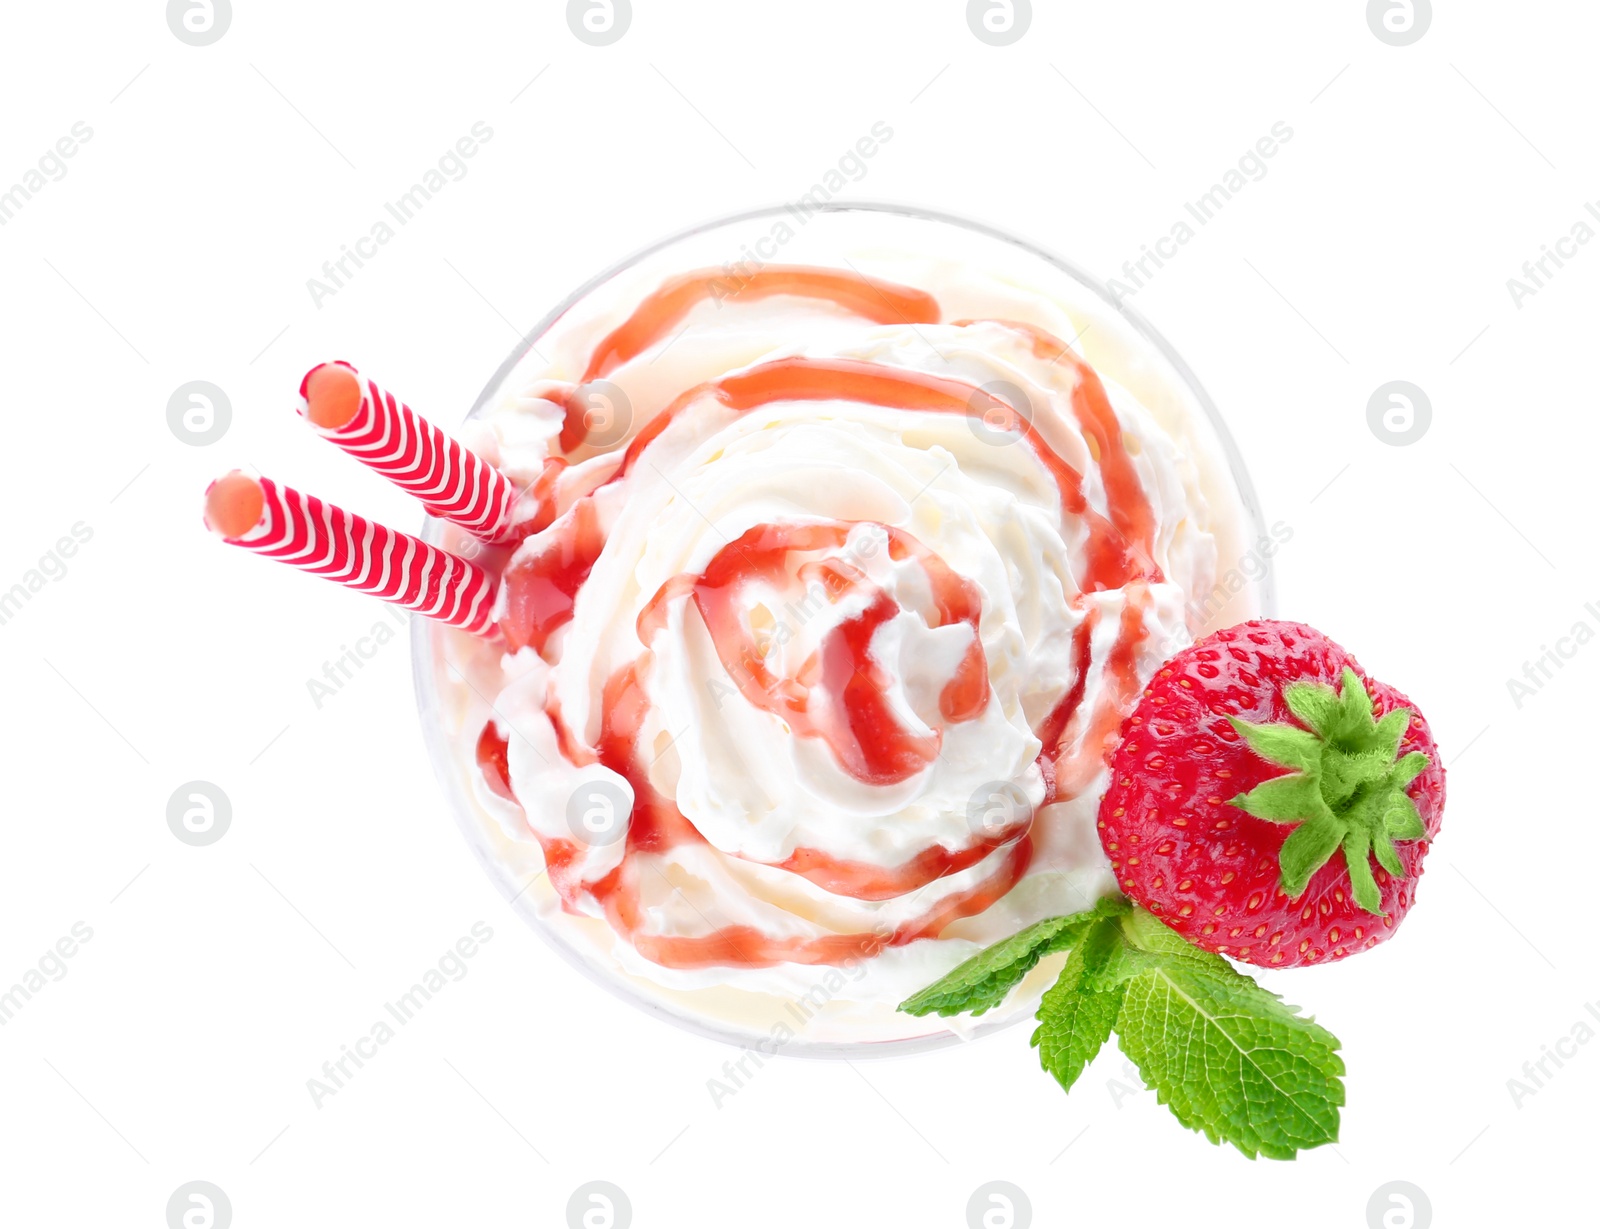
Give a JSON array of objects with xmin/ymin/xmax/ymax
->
[
  {"xmin": 901, "ymin": 898, "xmax": 1344, "ymax": 1159},
  {"xmin": 1032, "ymin": 914, "xmax": 1126, "ymax": 1093},
  {"xmin": 897, "ymin": 897, "xmax": 1126, "ymax": 1018}
]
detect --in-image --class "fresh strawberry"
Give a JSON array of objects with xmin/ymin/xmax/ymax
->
[{"xmin": 1097, "ymin": 620, "xmax": 1445, "ymax": 968}]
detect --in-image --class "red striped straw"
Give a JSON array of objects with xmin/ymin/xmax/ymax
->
[
  {"xmin": 204, "ymin": 471, "xmax": 497, "ymax": 634},
  {"xmin": 299, "ymin": 362, "xmax": 520, "ymax": 543}
]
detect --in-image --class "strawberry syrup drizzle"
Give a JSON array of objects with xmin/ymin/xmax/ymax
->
[
  {"xmin": 633, "ymin": 519, "xmax": 1011, "ymax": 903},
  {"xmin": 599, "ymin": 835, "xmax": 1035, "ymax": 970},
  {"xmin": 1033, "ymin": 613, "xmax": 1099, "ymax": 806},
  {"xmin": 483, "ymin": 284, "xmax": 1166, "ymax": 969},
  {"xmin": 823, "ymin": 591, "xmax": 942, "ymax": 782},
  {"xmin": 646, "ymin": 521, "xmax": 988, "ymax": 788},
  {"xmin": 956, "ymin": 318, "xmax": 1157, "ymax": 574},
  {"xmin": 522, "ymin": 456, "xmax": 568, "ymax": 536},
  {"xmin": 499, "ymin": 498, "xmax": 606, "ymax": 655},
  {"xmin": 475, "ymin": 723, "xmax": 515, "ymax": 801},
  {"xmin": 561, "ymin": 267, "xmax": 938, "ymax": 453},
  {"xmin": 719, "ymin": 357, "xmax": 1139, "ymax": 592},
  {"xmin": 576, "ymin": 648, "xmax": 1030, "ymax": 969},
  {"xmin": 765, "ymin": 827, "xmax": 1024, "ymax": 902},
  {"xmin": 614, "ymin": 356, "xmax": 1147, "ymax": 594},
  {"xmin": 580, "ymin": 266, "xmax": 941, "ymax": 383},
  {"xmin": 1050, "ymin": 591, "xmax": 1153, "ymax": 803}
]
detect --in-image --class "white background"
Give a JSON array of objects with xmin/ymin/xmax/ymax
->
[{"xmin": 1, "ymin": 2, "xmax": 1594, "ymax": 1226}]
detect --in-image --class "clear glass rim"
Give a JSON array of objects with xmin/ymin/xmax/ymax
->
[{"xmin": 411, "ymin": 199, "xmax": 1275, "ymax": 1059}]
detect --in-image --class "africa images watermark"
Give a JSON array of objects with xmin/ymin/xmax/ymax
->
[
  {"xmin": 1505, "ymin": 198, "xmax": 1600, "ymax": 309},
  {"xmin": 1105, "ymin": 1056, "xmax": 1149, "ymax": 1109},
  {"xmin": 1190, "ymin": 520, "xmax": 1291, "ymax": 627},
  {"xmin": 304, "ymin": 603, "xmax": 409, "ymax": 709},
  {"xmin": 0, "ymin": 121, "xmax": 94, "ymax": 227},
  {"xmin": 0, "ymin": 522, "xmax": 94, "ymax": 630},
  {"xmin": 1148, "ymin": 519, "xmax": 1293, "ymax": 661},
  {"xmin": 1506, "ymin": 996, "xmax": 1600, "ymax": 1109},
  {"xmin": 1503, "ymin": 598, "xmax": 1600, "ymax": 710},
  {"xmin": 1107, "ymin": 122, "xmax": 1296, "ymax": 302},
  {"xmin": 0, "ymin": 922, "xmax": 95, "ymax": 1026},
  {"xmin": 306, "ymin": 922, "xmax": 494, "ymax": 1108},
  {"xmin": 705, "ymin": 926, "xmax": 889, "ymax": 1108},
  {"xmin": 306, "ymin": 121, "xmax": 497, "ymax": 308},
  {"xmin": 705, "ymin": 120, "xmax": 895, "ymax": 304}
]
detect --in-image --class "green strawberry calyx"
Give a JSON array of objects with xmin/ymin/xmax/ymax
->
[{"xmin": 1228, "ymin": 666, "xmax": 1430, "ymax": 915}]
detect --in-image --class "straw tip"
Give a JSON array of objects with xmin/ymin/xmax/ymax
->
[
  {"xmin": 204, "ymin": 471, "xmax": 265, "ymax": 539},
  {"xmin": 303, "ymin": 362, "xmax": 362, "ymax": 429}
]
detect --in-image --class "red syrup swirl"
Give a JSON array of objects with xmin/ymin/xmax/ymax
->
[
  {"xmin": 1032, "ymin": 589, "xmax": 1153, "ymax": 807},
  {"xmin": 581, "ymin": 266, "xmax": 940, "ymax": 382},
  {"xmin": 954, "ymin": 317, "xmax": 1157, "ymax": 575},
  {"xmin": 557, "ymin": 266, "xmax": 940, "ymax": 455},
  {"xmin": 475, "ymin": 722, "xmax": 515, "ymax": 801},
  {"xmin": 603, "ymin": 355, "xmax": 1155, "ymax": 595},
  {"xmin": 500, "ymin": 497, "xmax": 605, "ymax": 655},
  {"xmin": 480, "ymin": 273, "xmax": 1168, "ymax": 970},
  {"xmin": 575, "ymin": 657, "xmax": 1030, "ymax": 970},
  {"xmin": 638, "ymin": 521, "xmax": 988, "ymax": 787}
]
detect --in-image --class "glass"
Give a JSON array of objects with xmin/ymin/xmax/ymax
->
[{"xmin": 412, "ymin": 202, "xmax": 1274, "ymax": 1056}]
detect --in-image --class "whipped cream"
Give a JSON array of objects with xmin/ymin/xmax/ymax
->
[{"xmin": 423, "ymin": 212, "xmax": 1262, "ymax": 1046}]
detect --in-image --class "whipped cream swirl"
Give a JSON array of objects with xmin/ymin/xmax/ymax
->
[{"xmin": 450, "ymin": 260, "xmax": 1238, "ymax": 1021}]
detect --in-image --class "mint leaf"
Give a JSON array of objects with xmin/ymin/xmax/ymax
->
[
  {"xmin": 900, "ymin": 901, "xmax": 1344, "ymax": 1160},
  {"xmin": 1030, "ymin": 918, "xmax": 1124, "ymax": 1093},
  {"xmin": 1111, "ymin": 909, "xmax": 1344, "ymax": 1160},
  {"xmin": 898, "ymin": 900, "xmax": 1120, "ymax": 1018}
]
